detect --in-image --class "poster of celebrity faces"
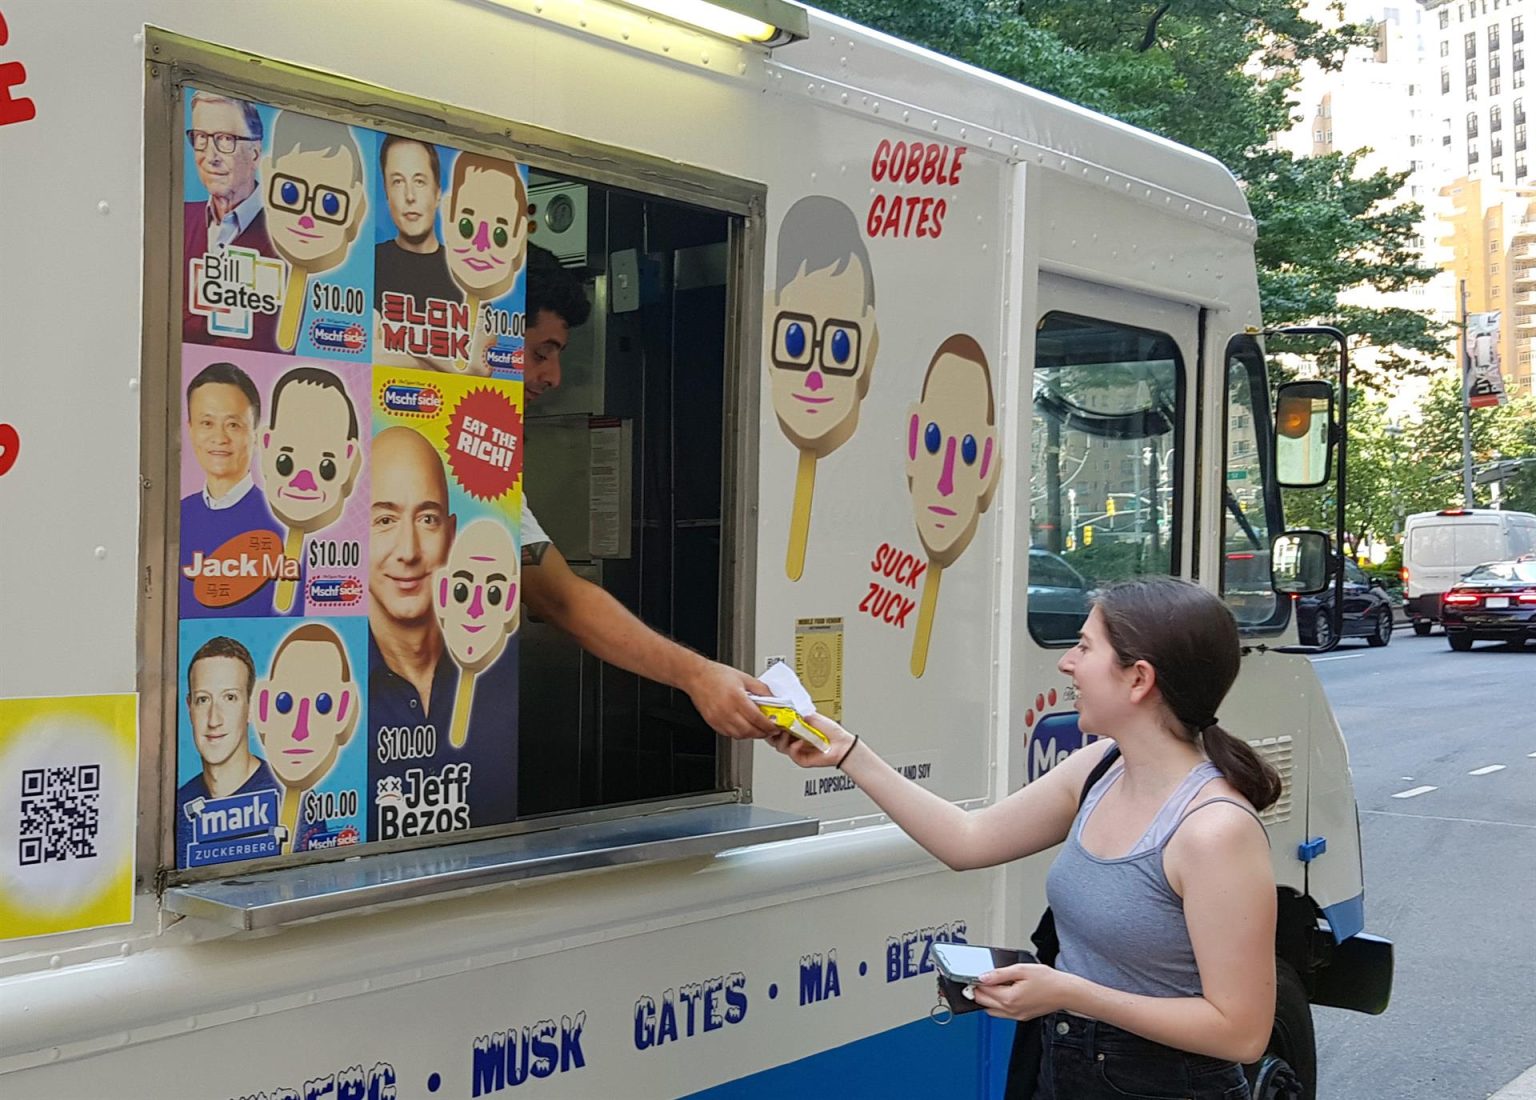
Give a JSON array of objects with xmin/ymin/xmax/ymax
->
[
  {"xmin": 367, "ymin": 368, "xmax": 523, "ymax": 841},
  {"xmin": 178, "ymin": 346, "xmax": 370, "ymax": 620},
  {"xmin": 176, "ymin": 617, "xmax": 368, "ymax": 869},
  {"xmin": 183, "ymin": 88, "xmax": 375, "ymax": 361},
  {"xmin": 370, "ymin": 132, "xmax": 529, "ymax": 379}
]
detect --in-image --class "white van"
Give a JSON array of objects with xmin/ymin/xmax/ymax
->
[{"xmin": 1402, "ymin": 508, "xmax": 1536, "ymax": 632}]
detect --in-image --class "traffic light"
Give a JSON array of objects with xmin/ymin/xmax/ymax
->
[
  {"xmin": 1106, "ymin": 497, "xmax": 1116, "ymax": 516},
  {"xmin": 1083, "ymin": 524, "xmax": 1094, "ymax": 546}
]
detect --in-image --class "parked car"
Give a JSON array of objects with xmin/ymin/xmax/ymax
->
[
  {"xmin": 1440, "ymin": 558, "xmax": 1536, "ymax": 651},
  {"xmin": 1297, "ymin": 560, "xmax": 1395, "ymax": 647},
  {"xmin": 1027, "ymin": 546, "xmax": 1092, "ymax": 644},
  {"xmin": 1401, "ymin": 508, "xmax": 1536, "ymax": 634}
]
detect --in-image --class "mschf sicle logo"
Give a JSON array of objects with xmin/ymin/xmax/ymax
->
[{"xmin": 382, "ymin": 382, "xmax": 444, "ymax": 418}]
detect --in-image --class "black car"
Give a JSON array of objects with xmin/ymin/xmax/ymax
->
[
  {"xmin": 1441, "ymin": 558, "xmax": 1536, "ymax": 650},
  {"xmin": 1297, "ymin": 560, "xmax": 1395, "ymax": 648}
]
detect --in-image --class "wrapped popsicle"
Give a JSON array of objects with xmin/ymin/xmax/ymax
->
[
  {"xmin": 905, "ymin": 336, "xmax": 1000, "ymax": 678},
  {"xmin": 260, "ymin": 111, "xmax": 369, "ymax": 352},
  {"xmin": 432, "ymin": 519, "xmax": 520, "ymax": 748},
  {"xmin": 748, "ymin": 660, "xmax": 830, "ymax": 751}
]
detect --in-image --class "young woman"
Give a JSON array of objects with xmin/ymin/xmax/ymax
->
[{"xmin": 769, "ymin": 576, "xmax": 1280, "ymax": 1099}]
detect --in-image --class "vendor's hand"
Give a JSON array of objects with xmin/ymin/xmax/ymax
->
[
  {"xmin": 968, "ymin": 964, "xmax": 1071, "ymax": 1022},
  {"xmin": 766, "ymin": 712, "xmax": 856, "ymax": 769},
  {"xmin": 685, "ymin": 662, "xmax": 778, "ymax": 740}
]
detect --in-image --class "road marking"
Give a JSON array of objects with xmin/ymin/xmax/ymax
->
[
  {"xmin": 1364, "ymin": 809, "xmax": 1536, "ymax": 831},
  {"xmin": 1529, "ymin": 752, "xmax": 1536, "ymax": 759},
  {"xmin": 1311, "ymin": 653, "xmax": 1366, "ymax": 663},
  {"xmin": 1470, "ymin": 764, "xmax": 1508, "ymax": 776},
  {"xmin": 1391, "ymin": 785, "xmax": 1437, "ymax": 799}
]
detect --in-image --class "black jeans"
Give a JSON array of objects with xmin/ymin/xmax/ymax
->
[{"xmin": 1032, "ymin": 1013, "xmax": 1251, "ymax": 1100}]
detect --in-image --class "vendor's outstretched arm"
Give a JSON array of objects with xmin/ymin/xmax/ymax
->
[{"xmin": 522, "ymin": 540, "xmax": 777, "ymax": 739}]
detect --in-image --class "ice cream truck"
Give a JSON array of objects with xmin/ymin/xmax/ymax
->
[{"xmin": 0, "ymin": 1, "xmax": 1390, "ymax": 1097}]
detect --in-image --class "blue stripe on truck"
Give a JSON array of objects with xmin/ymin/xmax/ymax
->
[{"xmin": 681, "ymin": 1011, "xmax": 1014, "ymax": 1099}]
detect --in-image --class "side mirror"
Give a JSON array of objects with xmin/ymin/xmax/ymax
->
[
  {"xmin": 1271, "ymin": 529, "xmax": 1334, "ymax": 595},
  {"xmin": 1369, "ymin": 577, "xmax": 1384, "ymax": 590},
  {"xmin": 1274, "ymin": 380, "xmax": 1335, "ymax": 489}
]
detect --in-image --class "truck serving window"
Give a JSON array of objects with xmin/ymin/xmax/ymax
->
[
  {"xmin": 1221, "ymin": 337, "xmax": 1286, "ymax": 630},
  {"xmin": 146, "ymin": 37, "xmax": 811, "ymax": 928},
  {"xmin": 1028, "ymin": 312, "xmax": 1184, "ymax": 645}
]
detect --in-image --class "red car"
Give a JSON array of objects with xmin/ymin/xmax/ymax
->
[{"xmin": 1441, "ymin": 559, "xmax": 1536, "ymax": 651}]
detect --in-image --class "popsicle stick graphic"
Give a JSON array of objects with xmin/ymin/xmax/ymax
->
[
  {"xmin": 278, "ymin": 787, "xmax": 302, "ymax": 854},
  {"xmin": 905, "ymin": 335, "xmax": 1000, "ymax": 679},
  {"xmin": 786, "ymin": 449, "xmax": 817, "ymax": 581},
  {"xmin": 260, "ymin": 112, "xmax": 368, "ymax": 353},
  {"xmin": 275, "ymin": 264, "xmax": 309, "ymax": 352},
  {"xmin": 434, "ymin": 520, "xmax": 520, "ymax": 748},
  {"xmin": 910, "ymin": 565, "xmax": 943, "ymax": 678},
  {"xmin": 453, "ymin": 296, "xmax": 483, "ymax": 374},
  {"xmin": 274, "ymin": 528, "xmax": 305, "ymax": 613}
]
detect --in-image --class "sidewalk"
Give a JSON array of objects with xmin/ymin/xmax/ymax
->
[{"xmin": 1491, "ymin": 1064, "xmax": 1536, "ymax": 1099}]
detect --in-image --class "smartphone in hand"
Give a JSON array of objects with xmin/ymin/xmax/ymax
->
[{"xmin": 932, "ymin": 942, "xmax": 1035, "ymax": 984}]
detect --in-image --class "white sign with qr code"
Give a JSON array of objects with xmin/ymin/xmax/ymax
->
[{"xmin": 0, "ymin": 694, "xmax": 137, "ymax": 940}]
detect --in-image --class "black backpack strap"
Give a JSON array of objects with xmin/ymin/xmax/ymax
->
[{"xmin": 1078, "ymin": 742, "xmax": 1121, "ymax": 807}]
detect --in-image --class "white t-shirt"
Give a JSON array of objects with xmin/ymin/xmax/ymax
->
[{"xmin": 523, "ymin": 498, "xmax": 550, "ymax": 548}]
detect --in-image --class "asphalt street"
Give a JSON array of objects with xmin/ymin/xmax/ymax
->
[{"xmin": 1310, "ymin": 628, "xmax": 1536, "ymax": 1100}]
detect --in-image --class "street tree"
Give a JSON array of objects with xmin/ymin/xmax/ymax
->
[{"xmin": 819, "ymin": 0, "xmax": 1445, "ymax": 385}]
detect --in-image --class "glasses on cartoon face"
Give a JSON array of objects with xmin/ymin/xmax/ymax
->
[
  {"xmin": 186, "ymin": 129, "xmax": 260, "ymax": 154},
  {"xmin": 267, "ymin": 173, "xmax": 353, "ymax": 225},
  {"xmin": 771, "ymin": 312, "xmax": 863, "ymax": 376}
]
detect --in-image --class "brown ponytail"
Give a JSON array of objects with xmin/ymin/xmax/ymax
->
[
  {"xmin": 1092, "ymin": 577, "xmax": 1283, "ymax": 812},
  {"xmin": 1196, "ymin": 723, "xmax": 1282, "ymax": 812}
]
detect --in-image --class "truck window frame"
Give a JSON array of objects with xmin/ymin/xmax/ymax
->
[
  {"xmin": 1220, "ymin": 336, "xmax": 1289, "ymax": 634},
  {"xmin": 139, "ymin": 30, "xmax": 780, "ymax": 902}
]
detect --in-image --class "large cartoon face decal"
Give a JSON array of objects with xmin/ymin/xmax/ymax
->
[
  {"xmin": 443, "ymin": 157, "xmax": 528, "ymax": 301},
  {"xmin": 770, "ymin": 265, "xmax": 877, "ymax": 455},
  {"xmin": 254, "ymin": 626, "xmax": 359, "ymax": 790},
  {"xmin": 262, "ymin": 369, "xmax": 362, "ymax": 532},
  {"xmin": 261, "ymin": 113, "xmax": 368, "ymax": 271},
  {"xmin": 768, "ymin": 197, "xmax": 879, "ymax": 458},
  {"xmin": 432, "ymin": 518, "xmax": 519, "ymax": 671},
  {"xmin": 906, "ymin": 336, "xmax": 1000, "ymax": 568}
]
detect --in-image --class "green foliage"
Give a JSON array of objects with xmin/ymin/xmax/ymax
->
[
  {"xmin": 1061, "ymin": 538, "xmax": 1145, "ymax": 583},
  {"xmin": 817, "ymin": 0, "xmax": 1444, "ymax": 383}
]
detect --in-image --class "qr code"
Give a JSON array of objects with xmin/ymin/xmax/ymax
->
[{"xmin": 18, "ymin": 765, "xmax": 102, "ymax": 866}]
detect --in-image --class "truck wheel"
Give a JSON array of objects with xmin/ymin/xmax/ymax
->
[
  {"xmin": 1412, "ymin": 620, "xmax": 1432, "ymax": 636},
  {"xmin": 1449, "ymin": 632, "xmax": 1474, "ymax": 652},
  {"xmin": 1246, "ymin": 960, "xmax": 1316, "ymax": 1100}
]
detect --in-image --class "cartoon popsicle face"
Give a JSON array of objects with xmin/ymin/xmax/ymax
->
[
  {"xmin": 261, "ymin": 368, "xmax": 361, "ymax": 532},
  {"xmin": 443, "ymin": 155, "xmax": 528, "ymax": 302},
  {"xmin": 432, "ymin": 518, "xmax": 519, "ymax": 672},
  {"xmin": 906, "ymin": 336, "xmax": 1000, "ymax": 568},
  {"xmin": 254, "ymin": 625, "xmax": 359, "ymax": 791},
  {"xmin": 768, "ymin": 197, "xmax": 878, "ymax": 459},
  {"xmin": 261, "ymin": 113, "xmax": 368, "ymax": 272}
]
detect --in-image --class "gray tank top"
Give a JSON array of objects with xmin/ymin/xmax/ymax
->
[{"xmin": 1044, "ymin": 759, "xmax": 1265, "ymax": 999}]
